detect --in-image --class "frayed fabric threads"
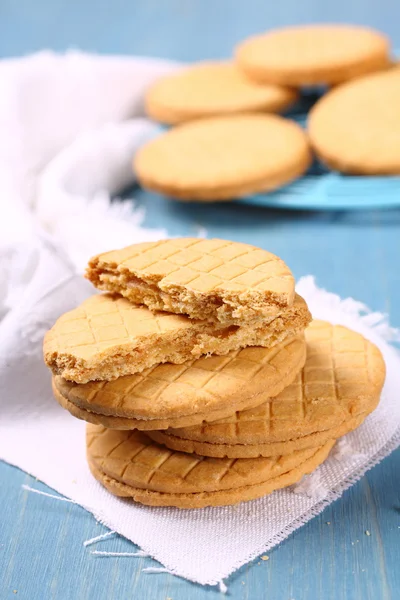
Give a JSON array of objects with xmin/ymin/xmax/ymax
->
[
  {"xmin": 92, "ymin": 551, "xmax": 149, "ymax": 558},
  {"xmin": 83, "ymin": 530, "xmax": 116, "ymax": 547},
  {"xmin": 142, "ymin": 567, "xmax": 173, "ymax": 574},
  {"xmin": 22, "ymin": 484, "xmax": 80, "ymax": 504}
]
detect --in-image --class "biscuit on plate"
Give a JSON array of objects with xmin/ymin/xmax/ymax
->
[
  {"xmin": 236, "ymin": 24, "xmax": 390, "ymax": 86},
  {"xmin": 145, "ymin": 61, "xmax": 298, "ymax": 124},
  {"xmin": 134, "ymin": 115, "xmax": 311, "ymax": 201}
]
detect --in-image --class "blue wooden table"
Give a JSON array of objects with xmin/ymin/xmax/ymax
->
[{"xmin": 1, "ymin": 2, "xmax": 400, "ymax": 599}]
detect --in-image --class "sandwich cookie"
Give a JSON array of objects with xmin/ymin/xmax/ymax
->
[
  {"xmin": 87, "ymin": 424, "xmax": 335, "ymax": 508},
  {"xmin": 236, "ymin": 24, "xmax": 390, "ymax": 87},
  {"xmin": 52, "ymin": 333, "xmax": 306, "ymax": 430},
  {"xmin": 134, "ymin": 115, "xmax": 311, "ymax": 201},
  {"xmin": 86, "ymin": 238, "xmax": 310, "ymax": 326},
  {"xmin": 308, "ymin": 66, "xmax": 400, "ymax": 174},
  {"xmin": 148, "ymin": 321, "xmax": 385, "ymax": 457},
  {"xmin": 44, "ymin": 291, "xmax": 310, "ymax": 383},
  {"xmin": 145, "ymin": 61, "xmax": 298, "ymax": 124}
]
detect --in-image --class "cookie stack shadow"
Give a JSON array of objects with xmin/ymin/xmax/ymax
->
[{"xmin": 44, "ymin": 238, "xmax": 385, "ymax": 508}]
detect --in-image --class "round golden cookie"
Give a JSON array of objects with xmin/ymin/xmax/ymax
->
[
  {"xmin": 134, "ymin": 115, "xmax": 311, "ymax": 201},
  {"xmin": 87, "ymin": 424, "xmax": 334, "ymax": 508},
  {"xmin": 148, "ymin": 411, "xmax": 369, "ymax": 458},
  {"xmin": 148, "ymin": 320, "xmax": 385, "ymax": 454},
  {"xmin": 308, "ymin": 66, "xmax": 400, "ymax": 174},
  {"xmin": 44, "ymin": 290, "xmax": 310, "ymax": 383},
  {"xmin": 86, "ymin": 238, "xmax": 311, "ymax": 325},
  {"xmin": 52, "ymin": 332, "xmax": 306, "ymax": 430},
  {"xmin": 145, "ymin": 61, "xmax": 298, "ymax": 124},
  {"xmin": 236, "ymin": 24, "xmax": 390, "ymax": 87}
]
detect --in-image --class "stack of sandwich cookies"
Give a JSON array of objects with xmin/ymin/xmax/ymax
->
[
  {"xmin": 46, "ymin": 239, "xmax": 310, "ymax": 430},
  {"xmin": 43, "ymin": 238, "xmax": 385, "ymax": 508},
  {"xmin": 52, "ymin": 333, "xmax": 306, "ymax": 430}
]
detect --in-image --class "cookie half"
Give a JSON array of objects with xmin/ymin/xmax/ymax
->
[
  {"xmin": 87, "ymin": 424, "xmax": 334, "ymax": 508},
  {"xmin": 86, "ymin": 238, "xmax": 303, "ymax": 325},
  {"xmin": 52, "ymin": 333, "xmax": 306, "ymax": 430},
  {"xmin": 236, "ymin": 24, "xmax": 390, "ymax": 86},
  {"xmin": 145, "ymin": 61, "xmax": 298, "ymax": 124},
  {"xmin": 148, "ymin": 320, "xmax": 385, "ymax": 456},
  {"xmin": 308, "ymin": 66, "xmax": 400, "ymax": 174},
  {"xmin": 134, "ymin": 115, "xmax": 311, "ymax": 201},
  {"xmin": 44, "ymin": 291, "xmax": 310, "ymax": 383}
]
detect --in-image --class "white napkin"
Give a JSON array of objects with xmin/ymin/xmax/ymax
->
[
  {"xmin": 0, "ymin": 51, "xmax": 175, "ymax": 275},
  {"xmin": 1, "ymin": 51, "xmax": 400, "ymax": 589}
]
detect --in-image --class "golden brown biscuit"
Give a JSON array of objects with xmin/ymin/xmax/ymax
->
[
  {"xmin": 87, "ymin": 424, "xmax": 335, "ymax": 508},
  {"xmin": 134, "ymin": 115, "xmax": 311, "ymax": 201},
  {"xmin": 52, "ymin": 333, "xmax": 306, "ymax": 430},
  {"xmin": 148, "ymin": 320, "xmax": 385, "ymax": 454},
  {"xmin": 145, "ymin": 61, "xmax": 298, "ymax": 124},
  {"xmin": 236, "ymin": 24, "xmax": 390, "ymax": 86},
  {"xmin": 44, "ymin": 291, "xmax": 310, "ymax": 383},
  {"xmin": 308, "ymin": 66, "xmax": 400, "ymax": 174},
  {"xmin": 86, "ymin": 238, "xmax": 305, "ymax": 324},
  {"xmin": 148, "ymin": 412, "xmax": 368, "ymax": 458}
]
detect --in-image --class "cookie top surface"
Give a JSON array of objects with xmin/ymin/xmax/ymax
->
[
  {"xmin": 134, "ymin": 115, "xmax": 311, "ymax": 200},
  {"xmin": 86, "ymin": 424, "xmax": 327, "ymax": 494},
  {"xmin": 145, "ymin": 61, "xmax": 298, "ymax": 124},
  {"xmin": 236, "ymin": 24, "xmax": 390, "ymax": 86},
  {"xmin": 160, "ymin": 320, "xmax": 386, "ymax": 444},
  {"xmin": 44, "ymin": 293, "xmax": 199, "ymax": 382},
  {"xmin": 53, "ymin": 332, "xmax": 306, "ymax": 424},
  {"xmin": 86, "ymin": 238, "xmax": 297, "ymax": 321},
  {"xmin": 308, "ymin": 67, "xmax": 400, "ymax": 174}
]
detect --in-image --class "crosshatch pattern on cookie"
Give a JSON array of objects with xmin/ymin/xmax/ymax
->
[
  {"xmin": 167, "ymin": 320, "xmax": 385, "ymax": 442},
  {"xmin": 86, "ymin": 425, "xmax": 322, "ymax": 493},
  {"xmin": 58, "ymin": 335, "xmax": 304, "ymax": 418},
  {"xmin": 44, "ymin": 294, "xmax": 195, "ymax": 359},
  {"xmin": 89, "ymin": 238, "xmax": 295, "ymax": 302}
]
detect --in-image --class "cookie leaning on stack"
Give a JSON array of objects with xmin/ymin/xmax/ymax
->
[
  {"xmin": 148, "ymin": 320, "xmax": 386, "ymax": 457},
  {"xmin": 43, "ymin": 238, "xmax": 385, "ymax": 508}
]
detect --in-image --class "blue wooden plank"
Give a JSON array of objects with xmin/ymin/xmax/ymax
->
[{"xmin": 1, "ymin": 2, "xmax": 400, "ymax": 599}]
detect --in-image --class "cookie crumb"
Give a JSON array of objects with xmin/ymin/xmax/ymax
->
[
  {"xmin": 326, "ymin": 521, "xmax": 331, "ymax": 525},
  {"xmin": 365, "ymin": 530, "xmax": 371, "ymax": 536},
  {"xmin": 261, "ymin": 555, "xmax": 269, "ymax": 561}
]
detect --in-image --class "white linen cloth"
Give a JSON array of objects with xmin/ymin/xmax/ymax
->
[{"xmin": 0, "ymin": 51, "xmax": 400, "ymax": 589}]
